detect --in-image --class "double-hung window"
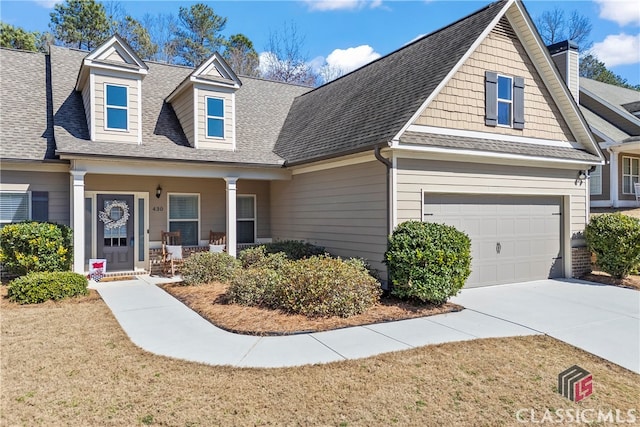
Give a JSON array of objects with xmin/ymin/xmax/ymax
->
[
  {"xmin": 622, "ymin": 157, "xmax": 639, "ymax": 194},
  {"xmin": 589, "ymin": 165, "xmax": 602, "ymax": 196},
  {"xmin": 237, "ymin": 195, "xmax": 256, "ymax": 244},
  {"xmin": 105, "ymin": 84, "xmax": 128, "ymax": 130},
  {"xmin": 485, "ymin": 71, "xmax": 525, "ymax": 129},
  {"xmin": 168, "ymin": 194, "xmax": 199, "ymax": 245},
  {"xmin": 206, "ymin": 97, "xmax": 224, "ymax": 138},
  {"xmin": 0, "ymin": 191, "xmax": 48, "ymax": 224},
  {"xmin": 497, "ymin": 75, "xmax": 512, "ymax": 126}
]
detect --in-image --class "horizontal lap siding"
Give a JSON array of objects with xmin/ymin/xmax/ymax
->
[
  {"xmin": 171, "ymin": 89, "xmax": 194, "ymax": 146},
  {"xmin": 94, "ymin": 73, "xmax": 139, "ymax": 143},
  {"xmin": 0, "ymin": 170, "xmax": 70, "ymax": 225},
  {"xmin": 197, "ymin": 87, "xmax": 234, "ymax": 150},
  {"xmin": 396, "ymin": 158, "xmax": 587, "ymax": 242},
  {"xmin": 271, "ymin": 161, "xmax": 388, "ymax": 274}
]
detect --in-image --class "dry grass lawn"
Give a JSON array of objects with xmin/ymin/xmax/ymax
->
[{"xmin": 2, "ymin": 289, "xmax": 639, "ymax": 426}]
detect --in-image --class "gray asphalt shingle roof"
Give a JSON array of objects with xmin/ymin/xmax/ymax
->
[
  {"xmin": 0, "ymin": 48, "xmax": 55, "ymax": 161},
  {"xmin": 399, "ymin": 131, "xmax": 602, "ymax": 162},
  {"xmin": 273, "ymin": 0, "xmax": 506, "ymax": 165}
]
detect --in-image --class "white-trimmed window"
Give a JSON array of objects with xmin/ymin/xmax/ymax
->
[
  {"xmin": 105, "ymin": 84, "xmax": 128, "ymax": 130},
  {"xmin": 590, "ymin": 165, "xmax": 602, "ymax": 196},
  {"xmin": 237, "ymin": 195, "xmax": 256, "ymax": 244},
  {"xmin": 622, "ymin": 157, "xmax": 639, "ymax": 194},
  {"xmin": 206, "ymin": 96, "xmax": 224, "ymax": 138},
  {"xmin": 497, "ymin": 75, "xmax": 513, "ymax": 126},
  {"xmin": 168, "ymin": 194, "xmax": 199, "ymax": 245},
  {"xmin": 0, "ymin": 191, "xmax": 48, "ymax": 224}
]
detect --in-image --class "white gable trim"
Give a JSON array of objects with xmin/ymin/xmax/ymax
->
[
  {"xmin": 85, "ymin": 35, "xmax": 148, "ymax": 70},
  {"xmin": 391, "ymin": 0, "xmax": 513, "ymax": 145},
  {"xmin": 192, "ymin": 53, "xmax": 241, "ymax": 88}
]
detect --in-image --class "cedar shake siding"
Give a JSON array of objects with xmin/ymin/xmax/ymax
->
[
  {"xmin": 271, "ymin": 160, "xmax": 388, "ymax": 275},
  {"xmin": 416, "ymin": 17, "xmax": 574, "ymax": 141}
]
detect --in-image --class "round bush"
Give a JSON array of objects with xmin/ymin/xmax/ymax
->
[
  {"xmin": 275, "ymin": 255, "xmax": 382, "ymax": 318},
  {"xmin": 180, "ymin": 252, "xmax": 240, "ymax": 285},
  {"xmin": 238, "ymin": 246, "xmax": 289, "ymax": 271},
  {"xmin": 7, "ymin": 271, "xmax": 88, "ymax": 304},
  {"xmin": 0, "ymin": 221, "xmax": 72, "ymax": 275},
  {"xmin": 585, "ymin": 213, "xmax": 640, "ymax": 279},
  {"xmin": 384, "ymin": 221, "xmax": 471, "ymax": 304},
  {"xmin": 227, "ymin": 267, "xmax": 282, "ymax": 307},
  {"xmin": 262, "ymin": 240, "xmax": 326, "ymax": 260}
]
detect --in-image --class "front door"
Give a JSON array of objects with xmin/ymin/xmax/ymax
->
[{"xmin": 97, "ymin": 194, "xmax": 134, "ymax": 271}]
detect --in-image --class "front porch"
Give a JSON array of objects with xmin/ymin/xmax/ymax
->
[{"xmin": 69, "ymin": 158, "xmax": 290, "ymax": 274}]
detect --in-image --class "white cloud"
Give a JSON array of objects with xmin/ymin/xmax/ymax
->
[
  {"xmin": 303, "ymin": 0, "xmax": 382, "ymax": 12},
  {"xmin": 33, "ymin": 0, "xmax": 58, "ymax": 8},
  {"xmin": 591, "ymin": 33, "xmax": 640, "ymax": 67},
  {"xmin": 324, "ymin": 45, "xmax": 381, "ymax": 73},
  {"xmin": 595, "ymin": 0, "xmax": 640, "ymax": 26}
]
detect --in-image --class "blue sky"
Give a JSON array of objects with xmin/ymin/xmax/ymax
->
[{"xmin": 1, "ymin": 0, "xmax": 639, "ymax": 85}]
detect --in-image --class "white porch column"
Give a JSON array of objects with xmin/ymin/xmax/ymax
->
[
  {"xmin": 224, "ymin": 177, "xmax": 238, "ymax": 257},
  {"xmin": 70, "ymin": 170, "xmax": 87, "ymax": 273},
  {"xmin": 609, "ymin": 149, "xmax": 619, "ymax": 208}
]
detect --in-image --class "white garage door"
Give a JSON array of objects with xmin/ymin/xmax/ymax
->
[{"xmin": 423, "ymin": 194, "xmax": 563, "ymax": 288}]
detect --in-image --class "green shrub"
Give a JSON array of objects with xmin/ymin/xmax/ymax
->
[
  {"xmin": 7, "ymin": 271, "xmax": 88, "ymax": 304},
  {"xmin": 585, "ymin": 213, "xmax": 640, "ymax": 279},
  {"xmin": 262, "ymin": 240, "xmax": 326, "ymax": 260},
  {"xmin": 227, "ymin": 267, "xmax": 283, "ymax": 307},
  {"xmin": 238, "ymin": 246, "xmax": 289, "ymax": 271},
  {"xmin": 384, "ymin": 221, "xmax": 471, "ymax": 304},
  {"xmin": 275, "ymin": 255, "xmax": 381, "ymax": 317},
  {"xmin": 180, "ymin": 252, "xmax": 240, "ymax": 285},
  {"xmin": 0, "ymin": 221, "xmax": 72, "ymax": 275}
]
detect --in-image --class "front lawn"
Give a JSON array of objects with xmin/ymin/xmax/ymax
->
[{"xmin": 2, "ymin": 288, "xmax": 638, "ymax": 426}]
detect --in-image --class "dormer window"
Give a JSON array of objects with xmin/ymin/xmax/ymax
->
[
  {"xmin": 206, "ymin": 97, "xmax": 224, "ymax": 138},
  {"xmin": 497, "ymin": 75, "xmax": 512, "ymax": 126},
  {"xmin": 105, "ymin": 84, "xmax": 128, "ymax": 131}
]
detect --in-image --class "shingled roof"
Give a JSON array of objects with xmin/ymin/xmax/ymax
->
[
  {"xmin": 0, "ymin": 49, "xmax": 56, "ymax": 161},
  {"xmin": 274, "ymin": 0, "xmax": 506, "ymax": 165}
]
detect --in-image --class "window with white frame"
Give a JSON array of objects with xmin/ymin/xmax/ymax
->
[
  {"xmin": 105, "ymin": 84, "xmax": 128, "ymax": 130},
  {"xmin": 622, "ymin": 157, "xmax": 639, "ymax": 194},
  {"xmin": 590, "ymin": 165, "xmax": 602, "ymax": 196},
  {"xmin": 0, "ymin": 191, "xmax": 48, "ymax": 224},
  {"xmin": 497, "ymin": 75, "xmax": 513, "ymax": 126},
  {"xmin": 206, "ymin": 97, "xmax": 224, "ymax": 138},
  {"xmin": 168, "ymin": 194, "xmax": 199, "ymax": 245},
  {"xmin": 237, "ymin": 195, "xmax": 255, "ymax": 244}
]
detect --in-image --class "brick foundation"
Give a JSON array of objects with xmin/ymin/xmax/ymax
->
[{"xmin": 571, "ymin": 246, "xmax": 592, "ymax": 278}]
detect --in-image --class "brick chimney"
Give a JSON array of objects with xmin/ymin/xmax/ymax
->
[{"xmin": 548, "ymin": 40, "xmax": 579, "ymax": 103}]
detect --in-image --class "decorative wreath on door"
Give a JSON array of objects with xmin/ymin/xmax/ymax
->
[{"xmin": 99, "ymin": 200, "xmax": 130, "ymax": 229}]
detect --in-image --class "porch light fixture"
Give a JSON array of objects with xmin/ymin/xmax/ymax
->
[{"xmin": 156, "ymin": 185, "xmax": 162, "ymax": 199}]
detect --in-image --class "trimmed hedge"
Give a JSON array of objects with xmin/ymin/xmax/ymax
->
[
  {"xmin": 180, "ymin": 252, "xmax": 241, "ymax": 285},
  {"xmin": 261, "ymin": 240, "xmax": 326, "ymax": 260},
  {"xmin": 585, "ymin": 213, "xmax": 640, "ymax": 279},
  {"xmin": 0, "ymin": 221, "xmax": 72, "ymax": 275},
  {"xmin": 384, "ymin": 221, "xmax": 471, "ymax": 304},
  {"xmin": 7, "ymin": 271, "xmax": 88, "ymax": 304},
  {"xmin": 227, "ymin": 267, "xmax": 282, "ymax": 307},
  {"xmin": 275, "ymin": 256, "xmax": 381, "ymax": 318},
  {"xmin": 238, "ymin": 246, "xmax": 289, "ymax": 270}
]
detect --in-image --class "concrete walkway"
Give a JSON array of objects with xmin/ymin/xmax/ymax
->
[{"xmin": 91, "ymin": 277, "xmax": 639, "ymax": 372}]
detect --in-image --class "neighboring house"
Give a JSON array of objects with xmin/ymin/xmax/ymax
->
[
  {"xmin": 548, "ymin": 41, "xmax": 640, "ymax": 208},
  {"xmin": 0, "ymin": 0, "xmax": 604, "ymax": 288}
]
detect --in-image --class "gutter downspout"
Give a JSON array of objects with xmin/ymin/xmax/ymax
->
[{"xmin": 374, "ymin": 145, "xmax": 392, "ymax": 291}]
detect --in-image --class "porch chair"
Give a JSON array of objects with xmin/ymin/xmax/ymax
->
[
  {"xmin": 209, "ymin": 231, "xmax": 226, "ymax": 253},
  {"xmin": 161, "ymin": 230, "xmax": 183, "ymax": 276},
  {"xmin": 635, "ymin": 182, "xmax": 640, "ymax": 207}
]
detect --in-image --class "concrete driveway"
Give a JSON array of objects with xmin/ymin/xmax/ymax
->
[{"xmin": 451, "ymin": 279, "xmax": 640, "ymax": 374}]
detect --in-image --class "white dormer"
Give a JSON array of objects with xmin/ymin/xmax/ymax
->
[
  {"xmin": 166, "ymin": 54, "xmax": 241, "ymax": 150},
  {"xmin": 75, "ymin": 34, "xmax": 148, "ymax": 144}
]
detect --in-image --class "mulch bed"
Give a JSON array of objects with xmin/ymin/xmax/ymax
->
[
  {"xmin": 581, "ymin": 271, "xmax": 640, "ymax": 291},
  {"xmin": 161, "ymin": 282, "xmax": 463, "ymax": 336}
]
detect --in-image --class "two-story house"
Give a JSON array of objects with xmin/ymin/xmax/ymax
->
[{"xmin": 0, "ymin": 0, "xmax": 604, "ymax": 288}]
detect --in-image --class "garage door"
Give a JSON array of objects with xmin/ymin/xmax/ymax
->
[{"xmin": 423, "ymin": 194, "xmax": 563, "ymax": 288}]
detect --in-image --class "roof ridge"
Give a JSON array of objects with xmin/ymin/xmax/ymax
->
[
  {"xmin": 0, "ymin": 46, "xmax": 45, "ymax": 55},
  {"xmin": 299, "ymin": 0, "xmax": 504, "ymax": 96}
]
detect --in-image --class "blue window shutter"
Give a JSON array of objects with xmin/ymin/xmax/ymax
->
[
  {"xmin": 32, "ymin": 191, "xmax": 49, "ymax": 222},
  {"xmin": 513, "ymin": 76, "xmax": 525, "ymax": 130},
  {"xmin": 485, "ymin": 71, "xmax": 498, "ymax": 126}
]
